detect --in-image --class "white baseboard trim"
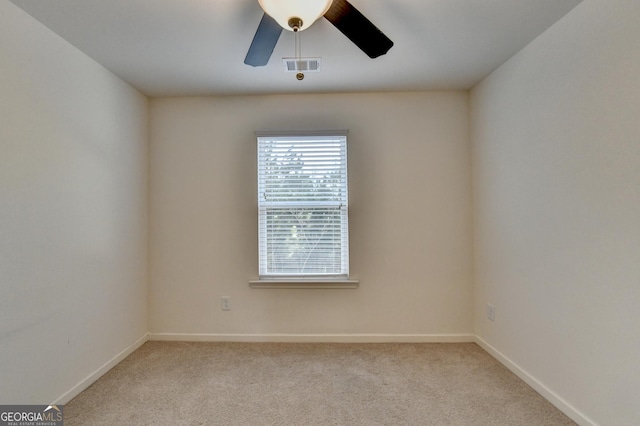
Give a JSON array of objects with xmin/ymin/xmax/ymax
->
[
  {"xmin": 53, "ymin": 333, "xmax": 148, "ymax": 405},
  {"xmin": 475, "ymin": 336, "xmax": 597, "ymax": 426},
  {"xmin": 51, "ymin": 332, "xmax": 594, "ymax": 426},
  {"xmin": 148, "ymin": 333, "xmax": 476, "ymax": 343}
]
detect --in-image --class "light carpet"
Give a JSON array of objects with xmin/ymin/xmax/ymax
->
[{"xmin": 64, "ymin": 342, "xmax": 576, "ymax": 425}]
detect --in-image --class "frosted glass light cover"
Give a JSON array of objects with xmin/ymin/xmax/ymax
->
[{"xmin": 258, "ymin": 0, "xmax": 334, "ymax": 31}]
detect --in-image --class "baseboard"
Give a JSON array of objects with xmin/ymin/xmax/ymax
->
[
  {"xmin": 53, "ymin": 333, "xmax": 149, "ymax": 405},
  {"xmin": 148, "ymin": 333, "xmax": 476, "ymax": 343},
  {"xmin": 52, "ymin": 331, "xmax": 593, "ymax": 425},
  {"xmin": 475, "ymin": 336, "xmax": 597, "ymax": 426}
]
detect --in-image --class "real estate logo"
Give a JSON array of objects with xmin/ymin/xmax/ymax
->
[{"xmin": 0, "ymin": 405, "xmax": 63, "ymax": 426}]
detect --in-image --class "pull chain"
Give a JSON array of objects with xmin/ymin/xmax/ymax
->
[
  {"xmin": 295, "ymin": 26, "xmax": 304, "ymax": 81},
  {"xmin": 287, "ymin": 17, "xmax": 304, "ymax": 81}
]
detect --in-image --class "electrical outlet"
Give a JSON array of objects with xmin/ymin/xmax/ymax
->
[
  {"xmin": 221, "ymin": 296, "xmax": 231, "ymax": 311},
  {"xmin": 487, "ymin": 304, "xmax": 495, "ymax": 322}
]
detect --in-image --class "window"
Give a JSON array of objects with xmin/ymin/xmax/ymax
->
[{"xmin": 256, "ymin": 132, "xmax": 349, "ymax": 280}]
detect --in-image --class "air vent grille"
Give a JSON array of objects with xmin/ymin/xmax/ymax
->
[{"xmin": 282, "ymin": 57, "xmax": 321, "ymax": 73}]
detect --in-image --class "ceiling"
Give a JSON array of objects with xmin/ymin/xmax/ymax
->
[{"xmin": 10, "ymin": 0, "xmax": 582, "ymax": 97}]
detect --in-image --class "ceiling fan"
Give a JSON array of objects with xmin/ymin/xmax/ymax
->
[{"xmin": 244, "ymin": 0, "xmax": 394, "ymax": 67}]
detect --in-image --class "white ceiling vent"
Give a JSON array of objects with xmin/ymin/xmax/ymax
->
[{"xmin": 282, "ymin": 57, "xmax": 321, "ymax": 73}]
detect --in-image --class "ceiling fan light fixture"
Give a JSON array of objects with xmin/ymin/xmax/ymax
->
[{"xmin": 258, "ymin": 0, "xmax": 334, "ymax": 31}]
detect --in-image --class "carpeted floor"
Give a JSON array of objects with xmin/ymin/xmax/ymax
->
[{"xmin": 64, "ymin": 342, "xmax": 576, "ymax": 425}]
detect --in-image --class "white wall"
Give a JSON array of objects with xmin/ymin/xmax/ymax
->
[
  {"xmin": 149, "ymin": 92, "xmax": 473, "ymax": 339},
  {"xmin": 0, "ymin": 2, "xmax": 148, "ymax": 403},
  {"xmin": 471, "ymin": 0, "xmax": 640, "ymax": 424}
]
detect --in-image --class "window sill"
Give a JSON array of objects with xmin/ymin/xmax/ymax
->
[{"xmin": 249, "ymin": 279, "xmax": 359, "ymax": 289}]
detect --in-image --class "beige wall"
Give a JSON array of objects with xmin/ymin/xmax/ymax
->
[
  {"xmin": 149, "ymin": 92, "xmax": 473, "ymax": 338},
  {"xmin": 471, "ymin": 0, "xmax": 640, "ymax": 424},
  {"xmin": 0, "ymin": 2, "xmax": 148, "ymax": 403},
  {"xmin": 8, "ymin": 0, "xmax": 638, "ymax": 422}
]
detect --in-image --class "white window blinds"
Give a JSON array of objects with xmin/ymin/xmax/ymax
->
[{"xmin": 257, "ymin": 133, "xmax": 349, "ymax": 278}]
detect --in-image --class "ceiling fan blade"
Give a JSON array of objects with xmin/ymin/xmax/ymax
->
[
  {"xmin": 324, "ymin": 0, "xmax": 393, "ymax": 58},
  {"xmin": 244, "ymin": 13, "xmax": 283, "ymax": 67}
]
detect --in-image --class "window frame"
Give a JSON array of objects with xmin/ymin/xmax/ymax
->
[{"xmin": 251, "ymin": 131, "xmax": 358, "ymax": 289}]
